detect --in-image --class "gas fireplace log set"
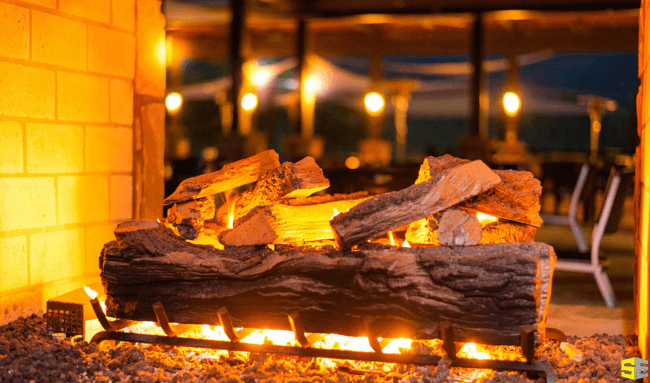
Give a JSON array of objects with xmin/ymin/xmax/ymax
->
[{"xmin": 100, "ymin": 151, "xmax": 554, "ymax": 348}]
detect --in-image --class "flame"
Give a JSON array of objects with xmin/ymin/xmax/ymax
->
[
  {"xmin": 382, "ymin": 338, "xmax": 412, "ymax": 354},
  {"xmin": 84, "ymin": 286, "xmax": 98, "ymax": 300},
  {"xmin": 331, "ymin": 208, "xmax": 340, "ymax": 219},
  {"xmin": 388, "ymin": 231, "xmax": 396, "ymax": 246},
  {"xmin": 459, "ymin": 342, "xmax": 491, "ymax": 360},
  {"xmin": 241, "ymin": 329, "xmax": 298, "ymax": 346},
  {"xmin": 476, "ymin": 212, "xmax": 498, "ymax": 226},
  {"xmin": 228, "ymin": 202, "xmax": 235, "ymax": 229},
  {"xmin": 157, "ymin": 218, "xmax": 161, "ymax": 224},
  {"xmin": 402, "ymin": 240, "xmax": 411, "ymax": 248}
]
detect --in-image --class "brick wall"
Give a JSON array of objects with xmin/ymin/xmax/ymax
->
[
  {"xmin": 0, "ymin": 0, "xmax": 163, "ymax": 325},
  {"xmin": 638, "ymin": 0, "xmax": 649, "ymax": 372}
]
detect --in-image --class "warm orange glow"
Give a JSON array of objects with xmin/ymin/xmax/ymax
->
[
  {"xmin": 476, "ymin": 212, "xmax": 499, "ymax": 226},
  {"xmin": 241, "ymin": 329, "xmax": 298, "ymax": 346},
  {"xmin": 459, "ymin": 342, "xmax": 491, "ymax": 360},
  {"xmin": 165, "ymin": 92, "xmax": 182, "ymax": 113},
  {"xmin": 503, "ymin": 92, "xmax": 520, "ymax": 116},
  {"xmin": 305, "ymin": 75, "xmax": 322, "ymax": 93},
  {"xmin": 388, "ymin": 231, "xmax": 396, "ymax": 246},
  {"xmin": 228, "ymin": 201, "xmax": 235, "ymax": 229},
  {"xmin": 402, "ymin": 240, "xmax": 411, "ymax": 247},
  {"xmin": 332, "ymin": 208, "xmax": 340, "ymax": 219},
  {"xmin": 83, "ymin": 286, "xmax": 98, "ymax": 300},
  {"xmin": 155, "ymin": 38, "xmax": 166, "ymax": 67},
  {"xmin": 365, "ymin": 92, "xmax": 385, "ymax": 114},
  {"xmin": 345, "ymin": 156, "xmax": 360, "ymax": 170},
  {"xmin": 252, "ymin": 67, "xmax": 273, "ymax": 87},
  {"xmin": 241, "ymin": 93, "xmax": 258, "ymax": 111},
  {"xmin": 382, "ymin": 338, "xmax": 412, "ymax": 354}
]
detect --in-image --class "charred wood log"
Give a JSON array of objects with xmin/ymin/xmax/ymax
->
[
  {"xmin": 220, "ymin": 195, "xmax": 370, "ymax": 246},
  {"xmin": 436, "ymin": 208, "xmax": 482, "ymax": 246},
  {"xmin": 330, "ymin": 160, "xmax": 501, "ymax": 249},
  {"xmin": 216, "ymin": 157, "xmax": 330, "ymax": 225},
  {"xmin": 101, "ymin": 220, "xmax": 555, "ymax": 346},
  {"xmin": 166, "ymin": 197, "xmax": 216, "ymax": 240},
  {"xmin": 416, "ymin": 155, "xmax": 543, "ymax": 227},
  {"xmin": 164, "ymin": 150, "xmax": 280, "ymax": 205}
]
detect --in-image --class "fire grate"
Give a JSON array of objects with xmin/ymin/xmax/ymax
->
[
  {"xmin": 46, "ymin": 301, "xmax": 84, "ymax": 339},
  {"xmin": 87, "ymin": 298, "xmax": 560, "ymax": 382}
]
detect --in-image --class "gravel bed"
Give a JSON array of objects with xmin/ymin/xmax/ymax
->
[{"xmin": 0, "ymin": 315, "xmax": 641, "ymax": 383}]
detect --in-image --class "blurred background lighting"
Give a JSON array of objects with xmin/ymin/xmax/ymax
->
[
  {"xmin": 365, "ymin": 92, "xmax": 385, "ymax": 113},
  {"xmin": 165, "ymin": 92, "xmax": 183, "ymax": 113},
  {"xmin": 305, "ymin": 75, "xmax": 322, "ymax": 92},
  {"xmin": 241, "ymin": 93, "xmax": 258, "ymax": 111},
  {"xmin": 252, "ymin": 67, "xmax": 272, "ymax": 87},
  {"xmin": 503, "ymin": 92, "xmax": 520, "ymax": 116},
  {"xmin": 345, "ymin": 156, "xmax": 360, "ymax": 169}
]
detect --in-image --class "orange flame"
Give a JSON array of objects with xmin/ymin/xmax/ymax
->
[
  {"xmin": 84, "ymin": 286, "xmax": 98, "ymax": 300},
  {"xmin": 331, "ymin": 208, "xmax": 340, "ymax": 219},
  {"xmin": 388, "ymin": 231, "xmax": 396, "ymax": 246},
  {"xmin": 476, "ymin": 212, "xmax": 498, "ymax": 226},
  {"xmin": 228, "ymin": 202, "xmax": 235, "ymax": 229},
  {"xmin": 459, "ymin": 342, "xmax": 491, "ymax": 359},
  {"xmin": 402, "ymin": 240, "xmax": 411, "ymax": 248}
]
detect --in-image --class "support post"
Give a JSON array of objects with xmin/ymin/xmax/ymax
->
[{"xmin": 230, "ymin": 0, "xmax": 245, "ymax": 134}]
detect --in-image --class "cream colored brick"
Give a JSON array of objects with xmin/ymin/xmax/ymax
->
[
  {"xmin": 20, "ymin": 0, "xmax": 56, "ymax": 8},
  {"xmin": 89, "ymin": 25, "xmax": 135, "ymax": 78},
  {"xmin": 110, "ymin": 79, "xmax": 134, "ymax": 125},
  {"xmin": 59, "ymin": 0, "xmax": 109, "ymax": 24},
  {"xmin": 0, "ymin": 236, "xmax": 28, "ymax": 291},
  {"xmin": 57, "ymin": 72, "xmax": 109, "ymax": 123},
  {"xmin": 30, "ymin": 229, "xmax": 84, "ymax": 284},
  {"xmin": 0, "ymin": 62, "xmax": 55, "ymax": 119},
  {"xmin": 27, "ymin": 123, "xmax": 83, "ymax": 174},
  {"xmin": 0, "ymin": 178, "xmax": 56, "ymax": 231},
  {"xmin": 0, "ymin": 3, "xmax": 29, "ymax": 60},
  {"xmin": 85, "ymin": 224, "xmax": 115, "ymax": 274},
  {"xmin": 85, "ymin": 125, "xmax": 112, "ymax": 172},
  {"xmin": 112, "ymin": 0, "xmax": 135, "ymax": 32},
  {"xmin": 135, "ymin": 0, "xmax": 166, "ymax": 97},
  {"xmin": 32, "ymin": 11, "xmax": 87, "ymax": 70},
  {"xmin": 58, "ymin": 175, "xmax": 109, "ymax": 224},
  {"xmin": 0, "ymin": 121, "xmax": 23, "ymax": 173},
  {"xmin": 111, "ymin": 127, "xmax": 133, "ymax": 172},
  {"xmin": 110, "ymin": 175, "xmax": 132, "ymax": 220}
]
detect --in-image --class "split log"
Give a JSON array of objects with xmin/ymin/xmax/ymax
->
[
  {"xmin": 330, "ymin": 160, "xmax": 501, "ymax": 249},
  {"xmin": 215, "ymin": 157, "xmax": 330, "ymax": 225},
  {"xmin": 101, "ymin": 220, "xmax": 556, "ymax": 345},
  {"xmin": 479, "ymin": 221, "xmax": 537, "ymax": 245},
  {"xmin": 407, "ymin": 212, "xmax": 537, "ymax": 245},
  {"xmin": 415, "ymin": 155, "xmax": 543, "ymax": 227},
  {"xmin": 164, "ymin": 150, "xmax": 280, "ymax": 205},
  {"xmin": 436, "ymin": 208, "xmax": 482, "ymax": 246},
  {"xmin": 220, "ymin": 195, "xmax": 370, "ymax": 246},
  {"xmin": 166, "ymin": 197, "xmax": 215, "ymax": 240}
]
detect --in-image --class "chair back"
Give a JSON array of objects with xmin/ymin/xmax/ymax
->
[{"xmin": 601, "ymin": 167, "xmax": 634, "ymax": 234}]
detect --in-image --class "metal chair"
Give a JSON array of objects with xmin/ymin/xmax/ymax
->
[
  {"xmin": 540, "ymin": 164, "xmax": 590, "ymax": 253},
  {"xmin": 552, "ymin": 167, "xmax": 634, "ymax": 308}
]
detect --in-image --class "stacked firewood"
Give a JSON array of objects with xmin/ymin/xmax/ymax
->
[{"xmin": 162, "ymin": 150, "xmax": 542, "ymax": 249}]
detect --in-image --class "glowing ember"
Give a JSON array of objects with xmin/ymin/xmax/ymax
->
[
  {"xmin": 459, "ymin": 342, "xmax": 491, "ymax": 360},
  {"xmin": 476, "ymin": 212, "xmax": 498, "ymax": 226},
  {"xmin": 83, "ymin": 286, "xmax": 98, "ymax": 300},
  {"xmin": 402, "ymin": 240, "xmax": 411, "ymax": 248},
  {"xmin": 388, "ymin": 231, "xmax": 397, "ymax": 246},
  {"xmin": 241, "ymin": 329, "xmax": 298, "ymax": 346}
]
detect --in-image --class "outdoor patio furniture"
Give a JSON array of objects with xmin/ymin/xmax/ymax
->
[{"xmin": 552, "ymin": 167, "xmax": 634, "ymax": 308}]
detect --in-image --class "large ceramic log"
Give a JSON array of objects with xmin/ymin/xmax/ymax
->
[
  {"xmin": 330, "ymin": 160, "xmax": 501, "ymax": 249},
  {"xmin": 164, "ymin": 150, "xmax": 280, "ymax": 205},
  {"xmin": 101, "ymin": 220, "xmax": 555, "ymax": 346}
]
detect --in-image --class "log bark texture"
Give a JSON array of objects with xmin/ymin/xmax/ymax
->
[
  {"xmin": 164, "ymin": 150, "xmax": 280, "ymax": 205},
  {"xmin": 101, "ymin": 220, "xmax": 555, "ymax": 345},
  {"xmin": 416, "ymin": 155, "xmax": 543, "ymax": 227},
  {"xmin": 330, "ymin": 160, "xmax": 501, "ymax": 249},
  {"xmin": 166, "ymin": 197, "xmax": 216, "ymax": 240},
  {"xmin": 220, "ymin": 196, "xmax": 369, "ymax": 246},
  {"xmin": 436, "ymin": 208, "xmax": 482, "ymax": 246},
  {"xmin": 215, "ymin": 157, "xmax": 330, "ymax": 224}
]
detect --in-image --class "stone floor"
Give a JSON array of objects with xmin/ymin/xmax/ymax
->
[{"xmin": 535, "ymin": 221, "xmax": 637, "ymax": 337}]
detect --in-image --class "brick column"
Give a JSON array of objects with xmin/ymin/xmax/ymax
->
[{"xmin": 133, "ymin": 0, "xmax": 166, "ymax": 219}]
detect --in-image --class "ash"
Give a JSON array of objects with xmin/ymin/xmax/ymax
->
[{"xmin": 0, "ymin": 315, "xmax": 640, "ymax": 383}]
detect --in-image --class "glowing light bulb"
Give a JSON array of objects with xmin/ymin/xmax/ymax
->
[
  {"xmin": 365, "ymin": 92, "xmax": 385, "ymax": 114},
  {"xmin": 345, "ymin": 156, "xmax": 360, "ymax": 169},
  {"xmin": 503, "ymin": 92, "xmax": 520, "ymax": 116},
  {"xmin": 165, "ymin": 92, "xmax": 182, "ymax": 113},
  {"xmin": 305, "ymin": 75, "xmax": 322, "ymax": 92},
  {"xmin": 241, "ymin": 93, "xmax": 258, "ymax": 111}
]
